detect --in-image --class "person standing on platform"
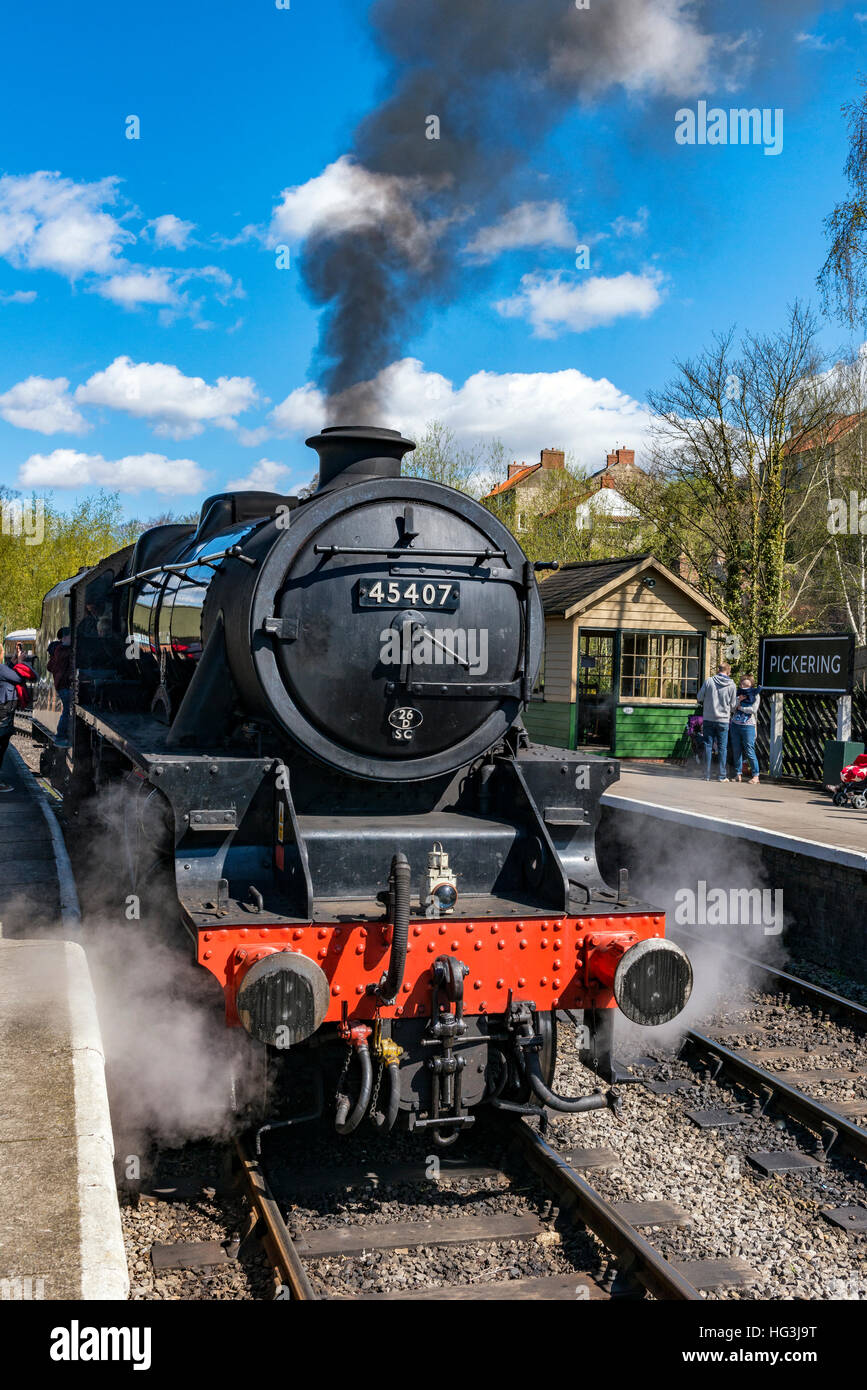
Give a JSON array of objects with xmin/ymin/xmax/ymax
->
[
  {"xmin": 696, "ymin": 661, "xmax": 738, "ymax": 783},
  {"xmin": 730, "ymin": 673, "xmax": 761, "ymax": 784},
  {"xmin": 0, "ymin": 657, "xmax": 22, "ymax": 792},
  {"xmin": 47, "ymin": 627, "xmax": 73, "ymax": 746}
]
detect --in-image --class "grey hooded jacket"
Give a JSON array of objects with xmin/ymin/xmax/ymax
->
[{"xmin": 697, "ymin": 672, "xmax": 738, "ymax": 723}]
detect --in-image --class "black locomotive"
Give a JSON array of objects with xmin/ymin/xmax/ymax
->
[{"xmin": 33, "ymin": 425, "xmax": 691, "ymax": 1143}]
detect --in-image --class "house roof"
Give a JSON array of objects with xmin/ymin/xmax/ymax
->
[
  {"xmin": 539, "ymin": 553, "xmax": 730, "ymax": 626},
  {"xmin": 786, "ymin": 411, "xmax": 864, "ymax": 455},
  {"xmin": 539, "ymin": 556, "xmax": 647, "ymax": 612},
  {"xmin": 542, "ymin": 483, "xmax": 637, "ymax": 519},
  {"xmin": 482, "ymin": 463, "xmax": 540, "ymax": 499}
]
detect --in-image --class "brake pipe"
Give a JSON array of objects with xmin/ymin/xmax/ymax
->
[{"xmin": 335, "ymin": 1026, "xmax": 373, "ymax": 1135}]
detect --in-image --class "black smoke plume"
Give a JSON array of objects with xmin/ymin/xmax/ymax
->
[{"xmin": 298, "ymin": 0, "xmax": 814, "ymax": 420}]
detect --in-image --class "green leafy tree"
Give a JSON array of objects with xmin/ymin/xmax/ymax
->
[
  {"xmin": 0, "ymin": 491, "xmax": 140, "ymax": 635},
  {"xmin": 401, "ymin": 420, "xmax": 505, "ymax": 496}
]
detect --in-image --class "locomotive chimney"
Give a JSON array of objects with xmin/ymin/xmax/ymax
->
[{"xmin": 306, "ymin": 425, "xmax": 416, "ymax": 493}]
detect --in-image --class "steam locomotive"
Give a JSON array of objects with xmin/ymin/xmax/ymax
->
[{"xmin": 33, "ymin": 425, "xmax": 692, "ymax": 1143}]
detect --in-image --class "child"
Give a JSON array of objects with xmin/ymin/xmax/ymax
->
[{"xmin": 730, "ymin": 674, "xmax": 761, "ymax": 784}]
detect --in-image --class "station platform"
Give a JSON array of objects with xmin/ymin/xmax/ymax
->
[
  {"xmin": 0, "ymin": 750, "xmax": 127, "ymax": 1300},
  {"xmin": 603, "ymin": 764, "xmax": 867, "ymax": 871},
  {"xmin": 0, "ymin": 940, "xmax": 128, "ymax": 1299},
  {"xmin": 0, "ymin": 745, "xmax": 78, "ymax": 934},
  {"xmin": 600, "ymin": 762, "xmax": 867, "ymax": 984}
]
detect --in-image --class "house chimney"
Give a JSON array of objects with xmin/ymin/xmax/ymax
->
[
  {"xmin": 606, "ymin": 447, "xmax": 635, "ymax": 469},
  {"xmin": 507, "ymin": 462, "xmax": 525, "ymax": 479},
  {"xmin": 540, "ymin": 447, "xmax": 564, "ymax": 470},
  {"xmin": 675, "ymin": 551, "xmax": 696, "ymax": 583}
]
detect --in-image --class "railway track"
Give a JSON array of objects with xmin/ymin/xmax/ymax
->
[
  {"xmin": 133, "ymin": 1119, "xmax": 737, "ymax": 1300},
  {"xmin": 226, "ymin": 1119, "xmax": 725, "ymax": 1301},
  {"xmin": 227, "ymin": 948, "xmax": 867, "ymax": 1300},
  {"xmin": 233, "ymin": 1138, "xmax": 315, "ymax": 1301},
  {"xmin": 668, "ymin": 928, "xmax": 867, "ymax": 1166},
  {"xmin": 672, "ymin": 927, "xmax": 867, "ymax": 1031}
]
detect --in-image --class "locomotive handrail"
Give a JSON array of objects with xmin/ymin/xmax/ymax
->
[
  {"xmin": 113, "ymin": 545, "xmax": 257, "ymax": 587},
  {"xmin": 313, "ymin": 543, "xmax": 509, "ymax": 560}
]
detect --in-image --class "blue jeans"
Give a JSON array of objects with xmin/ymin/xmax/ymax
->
[
  {"xmin": 730, "ymin": 722, "xmax": 759, "ymax": 778},
  {"xmin": 0, "ymin": 707, "xmax": 13, "ymax": 769},
  {"xmin": 57, "ymin": 687, "xmax": 71, "ymax": 742},
  {"xmin": 702, "ymin": 719, "xmax": 730, "ymax": 780}
]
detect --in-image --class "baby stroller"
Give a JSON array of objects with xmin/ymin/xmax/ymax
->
[
  {"xmin": 685, "ymin": 713, "xmax": 705, "ymax": 767},
  {"xmin": 834, "ymin": 752, "xmax": 867, "ymax": 809}
]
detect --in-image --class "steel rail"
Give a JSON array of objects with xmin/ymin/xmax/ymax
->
[
  {"xmin": 235, "ymin": 1137, "xmax": 317, "ymax": 1301},
  {"xmin": 686, "ymin": 1030, "xmax": 867, "ymax": 1164},
  {"xmin": 672, "ymin": 927, "xmax": 867, "ymax": 1031},
  {"xmin": 510, "ymin": 1120, "xmax": 703, "ymax": 1301}
]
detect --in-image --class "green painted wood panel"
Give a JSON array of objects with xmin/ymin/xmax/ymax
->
[
  {"xmin": 524, "ymin": 702, "xmax": 573, "ymax": 749},
  {"xmin": 614, "ymin": 704, "xmax": 692, "ymax": 758}
]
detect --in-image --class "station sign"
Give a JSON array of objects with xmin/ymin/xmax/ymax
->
[{"xmin": 758, "ymin": 633, "xmax": 854, "ymax": 695}]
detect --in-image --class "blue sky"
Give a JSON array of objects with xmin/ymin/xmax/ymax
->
[{"xmin": 0, "ymin": 0, "xmax": 865, "ymax": 518}]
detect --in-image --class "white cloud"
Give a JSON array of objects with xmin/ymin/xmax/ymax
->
[
  {"xmin": 0, "ymin": 289, "xmax": 37, "ymax": 304},
  {"xmin": 0, "ymin": 376, "xmax": 89, "ymax": 435},
  {"xmin": 795, "ymin": 31, "xmax": 842, "ymax": 52},
  {"xmin": 18, "ymin": 449, "xmax": 209, "ymax": 496},
  {"xmin": 176, "ymin": 264, "xmax": 245, "ymax": 303},
  {"xmin": 267, "ymin": 382, "xmax": 326, "ymax": 437},
  {"xmin": 464, "ymin": 201, "xmax": 577, "ymax": 262},
  {"xmin": 495, "ymin": 269, "xmax": 664, "ymax": 337},
  {"xmin": 0, "ymin": 171, "xmax": 132, "ymax": 278},
  {"xmin": 0, "ymin": 171, "xmax": 240, "ymax": 322},
  {"xmin": 225, "ymin": 458, "xmax": 293, "ymax": 491},
  {"xmin": 146, "ymin": 214, "xmax": 196, "ymax": 250},
  {"xmin": 552, "ymin": 0, "xmax": 751, "ymax": 97},
  {"xmin": 611, "ymin": 207, "xmax": 649, "ymax": 238},
  {"xmin": 93, "ymin": 268, "xmax": 178, "ymax": 308},
  {"xmin": 263, "ymin": 156, "xmax": 442, "ymax": 265},
  {"xmin": 75, "ymin": 356, "xmax": 259, "ymax": 439},
  {"xmin": 268, "ymin": 356, "xmax": 652, "ymax": 472},
  {"xmin": 236, "ymin": 425, "xmax": 273, "ymax": 447},
  {"xmin": 92, "ymin": 265, "xmax": 243, "ymax": 317}
]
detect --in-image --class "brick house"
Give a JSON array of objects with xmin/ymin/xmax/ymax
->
[{"xmin": 483, "ymin": 447, "xmax": 567, "ymax": 531}]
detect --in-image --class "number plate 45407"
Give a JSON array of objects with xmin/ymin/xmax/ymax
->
[{"xmin": 357, "ymin": 579, "xmax": 460, "ymax": 611}]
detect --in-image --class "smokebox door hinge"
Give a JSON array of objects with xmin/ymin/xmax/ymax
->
[{"xmin": 262, "ymin": 616, "xmax": 299, "ymax": 641}]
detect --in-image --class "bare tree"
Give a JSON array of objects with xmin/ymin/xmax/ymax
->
[
  {"xmin": 793, "ymin": 352, "xmax": 867, "ymax": 643},
  {"xmin": 818, "ymin": 74, "xmax": 867, "ymax": 328},
  {"xmin": 621, "ymin": 304, "xmax": 837, "ymax": 666},
  {"xmin": 401, "ymin": 421, "xmax": 504, "ymax": 496}
]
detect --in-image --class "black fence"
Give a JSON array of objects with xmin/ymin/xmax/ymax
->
[{"xmin": 755, "ymin": 690, "xmax": 867, "ymax": 782}]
